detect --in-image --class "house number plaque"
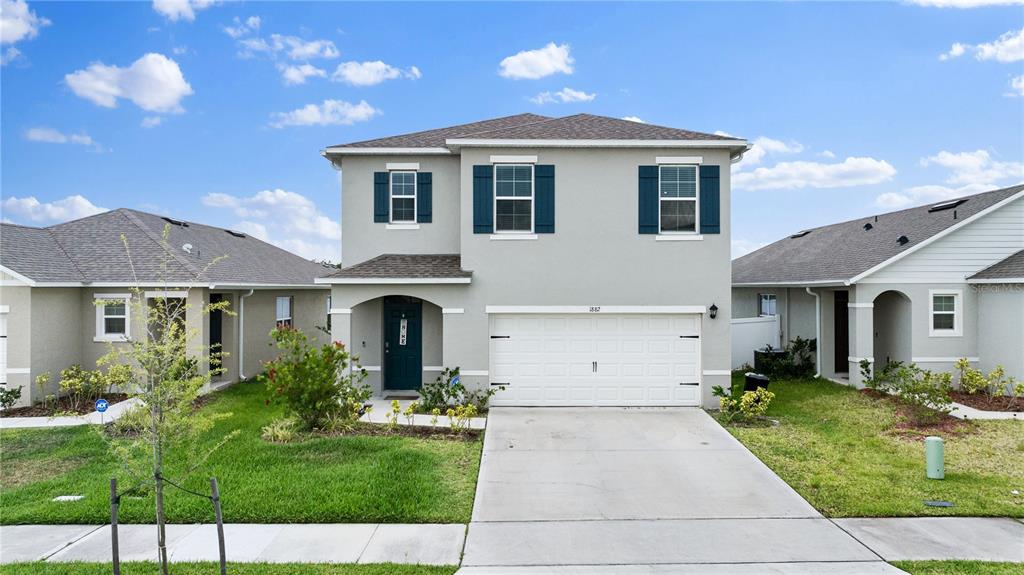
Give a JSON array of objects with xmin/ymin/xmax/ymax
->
[{"xmin": 399, "ymin": 319, "xmax": 408, "ymax": 346}]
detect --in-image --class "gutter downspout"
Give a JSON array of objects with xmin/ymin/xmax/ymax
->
[
  {"xmin": 806, "ymin": 287, "xmax": 821, "ymax": 378},
  {"xmin": 238, "ymin": 289, "xmax": 254, "ymax": 380}
]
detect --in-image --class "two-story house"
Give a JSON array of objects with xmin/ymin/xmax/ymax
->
[{"xmin": 318, "ymin": 113, "xmax": 749, "ymax": 407}]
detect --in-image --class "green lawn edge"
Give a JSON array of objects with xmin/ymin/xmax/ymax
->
[{"xmin": 892, "ymin": 560, "xmax": 1024, "ymax": 575}]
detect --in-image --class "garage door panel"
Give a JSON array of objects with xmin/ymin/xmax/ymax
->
[{"xmin": 490, "ymin": 313, "xmax": 701, "ymax": 407}]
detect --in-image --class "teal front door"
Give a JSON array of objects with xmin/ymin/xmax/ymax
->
[{"xmin": 383, "ymin": 297, "xmax": 422, "ymax": 390}]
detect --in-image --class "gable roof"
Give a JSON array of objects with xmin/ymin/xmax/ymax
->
[
  {"xmin": 968, "ymin": 249, "xmax": 1024, "ymax": 282},
  {"xmin": 732, "ymin": 184, "xmax": 1024, "ymax": 285},
  {"xmin": 318, "ymin": 254, "xmax": 471, "ymax": 284},
  {"xmin": 325, "ymin": 113, "xmax": 744, "ymax": 152},
  {"xmin": 2, "ymin": 209, "xmax": 331, "ymax": 286}
]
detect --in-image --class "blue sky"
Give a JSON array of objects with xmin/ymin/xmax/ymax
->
[{"xmin": 2, "ymin": 0, "xmax": 1022, "ymax": 262}]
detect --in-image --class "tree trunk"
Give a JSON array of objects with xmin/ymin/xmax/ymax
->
[{"xmin": 153, "ymin": 396, "xmax": 169, "ymax": 575}]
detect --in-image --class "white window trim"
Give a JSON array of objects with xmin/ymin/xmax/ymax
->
[
  {"xmin": 386, "ymin": 162, "xmax": 419, "ymax": 170},
  {"xmin": 490, "ymin": 234, "xmax": 538, "ymax": 241},
  {"xmin": 490, "ymin": 155, "xmax": 537, "ymax": 164},
  {"xmin": 658, "ymin": 164, "xmax": 700, "ymax": 235},
  {"xmin": 386, "ymin": 223, "xmax": 420, "ymax": 230},
  {"xmin": 95, "ymin": 293, "xmax": 131, "ymax": 342},
  {"xmin": 928, "ymin": 289, "xmax": 962, "ymax": 337},
  {"xmin": 656, "ymin": 156, "xmax": 703, "ymax": 165},
  {"xmin": 758, "ymin": 293, "xmax": 778, "ymax": 317},
  {"xmin": 655, "ymin": 235, "xmax": 703, "ymax": 242},
  {"xmin": 389, "ymin": 170, "xmax": 417, "ymax": 224},
  {"xmin": 144, "ymin": 290, "xmax": 188, "ymax": 299},
  {"xmin": 493, "ymin": 163, "xmax": 534, "ymax": 234},
  {"xmin": 276, "ymin": 296, "xmax": 293, "ymax": 328}
]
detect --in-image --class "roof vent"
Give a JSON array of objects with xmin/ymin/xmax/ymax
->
[
  {"xmin": 928, "ymin": 198, "xmax": 967, "ymax": 213},
  {"xmin": 790, "ymin": 230, "xmax": 811, "ymax": 239},
  {"xmin": 162, "ymin": 216, "xmax": 189, "ymax": 227},
  {"xmin": 226, "ymin": 230, "xmax": 246, "ymax": 238},
  {"xmin": 897, "ymin": 235, "xmax": 909, "ymax": 246},
  {"xmin": 863, "ymin": 223, "xmax": 873, "ymax": 231},
  {"xmin": 181, "ymin": 243, "xmax": 193, "ymax": 254}
]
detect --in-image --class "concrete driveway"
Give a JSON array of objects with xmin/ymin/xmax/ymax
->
[{"xmin": 461, "ymin": 407, "xmax": 898, "ymax": 573}]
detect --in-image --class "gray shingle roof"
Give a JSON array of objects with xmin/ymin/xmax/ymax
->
[
  {"xmin": 732, "ymin": 184, "xmax": 1024, "ymax": 285},
  {"xmin": 2, "ymin": 209, "xmax": 331, "ymax": 285},
  {"xmin": 326, "ymin": 254, "xmax": 470, "ymax": 279},
  {"xmin": 969, "ymin": 249, "xmax": 1024, "ymax": 281},
  {"xmin": 328, "ymin": 113, "xmax": 741, "ymax": 149}
]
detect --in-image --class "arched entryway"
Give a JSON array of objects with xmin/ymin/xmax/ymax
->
[
  {"xmin": 873, "ymin": 290, "xmax": 912, "ymax": 369},
  {"xmin": 349, "ymin": 294, "xmax": 444, "ymax": 395}
]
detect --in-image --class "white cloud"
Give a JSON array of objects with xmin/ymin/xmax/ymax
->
[
  {"xmin": 909, "ymin": 0, "xmax": 1023, "ymax": 7},
  {"xmin": 499, "ymin": 42, "xmax": 573, "ymax": 80},
  {"xmin": 820, "ymin": 150, "xmax": 836, "ymax": 159},
  {"xmin": 873, "ymin": 149, "xmax": 1023, "ymax": 207},
  {"xmin": 331, "ymin": 60, "xmax": 421, "ymax": 86},
  {"xmin": 141, "ymin": 116, "xmax": 162, "ymax": 128},
  {"xmin": 940, "ymin": 28, "xmax": 1023, "ymax": 62},
  {"xmin": 733, "ymin": 136, "xmax": 805, "ymax": 171},
  {"xmin": 1010, "ymin": 74, "xmax": 1024, "ymax": 96},
  {"xmin": 622, "ymin": 116, "xmax": 645, "ymax": 123},
  {"xmin": 24, "ymin": 127, "xmax": 101, "ymax": 149},
  {"xmin": 279, "ymin": 63, "xmax": 326, "ymax": 85},
  {"xmin": 1, "ymin": 0, "xmax": 49, "ymax": 46},
  {"xmin": 223, "ymin": 15, "xmax": 259, "ymax": 38},
  {"xmin": 269, "ymin": 99, "xmax": 379, "ymax": 128},
  {"xmin": 733, "ymin": 157, "xmax": 897, "ymax": 191},
  {"xmin": 731, "ymin": 238, "xmax": 767, "ymax": 259},
  {"xmin": 200, "ymin": 189, "xmax": 340, "ymax": 261},
  {"xmin": 65, "ymin": 53, "xmax": 193, "ymax": 113},
  {"xmin": 530, "ymin": 87, "xmax": 596, "ymax": 105},
  {"xmin": 239, "ymin": 33, "xmax": 338, "ymax": 60},
  {"xmin": 1, "ymin": 194, "xmax": 107, "ymax": 224},
  {"xmin": 152, "ymin": 0, "xmax": 216, "ymax": 22},
  {"xmin": 1, "ymin": 45, "xmax": 20, "ymax": 65}
]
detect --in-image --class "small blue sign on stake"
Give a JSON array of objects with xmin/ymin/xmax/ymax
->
[
  {"xmin": 95, "ymin": 399, "xmax": 109, "ymax": 413},
  {"xmin": 451, "ymin": 375, "xmax": 460, "ymax": 387}
]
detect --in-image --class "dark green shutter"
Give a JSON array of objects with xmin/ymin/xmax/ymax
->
[
  {"xmin": 699, "ymin": 165, "xmax": 721, "ymax": 234},
  {"xmin": 373, "ymin": 172, "xmax": 389, "ymax": 223},
  {"xmin": 416, "ymin": 172, "xmax": 432, "ymax": 223},
  {"xmin": 638, "ymin": 165, "xmax": 659, "ymax": 234},
  {"xmin": 473, "ymin": 165, "xmax": 493, "ymax": 233},
  {"xmin": 534, "ymin": 165, "xmax": 555, "ymax": 233}
]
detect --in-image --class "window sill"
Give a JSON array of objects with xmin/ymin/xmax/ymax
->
[
  {"xmin": 490, "ymin": 234, "xmax": 538, "ymax": 241},
  {"xmin": 386, "ymin": 223, "xmax": 420, "ymax": 230},
  {"xmin": 928, "ymin": 331, "xmax": 963, "ymax": 338},
  {"xmin": 656, "ymin": 234, "xmax": 704, "ymax": 241},
  {"xmin": 94, "ymin": 336, "xmax": 129, "ymax": 343}
]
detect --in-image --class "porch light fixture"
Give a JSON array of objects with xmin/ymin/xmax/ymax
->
[{"xmin": 709, "ymin": 304, "xmax": 718, "ymax": 319}]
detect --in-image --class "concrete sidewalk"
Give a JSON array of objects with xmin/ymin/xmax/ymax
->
[{"xmin": 0, "ymin": 523, "xmax": 466, "ymax": 566}]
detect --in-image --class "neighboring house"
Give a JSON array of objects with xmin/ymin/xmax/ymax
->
[
  {"xmin": 318, "ymin": 113, "xmax": 749, "ymax": 407},
  {"xmin": 0, "ymin": 209, "xmax": 332, "ymax": 407},
  {"xmin": 732, "ymin": 185, "xmax": 1024, "ymax": 385}
]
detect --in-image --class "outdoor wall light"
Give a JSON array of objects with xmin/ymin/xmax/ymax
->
[{"xmin": 709, "ymin": 304, "xmax": 718, "ymax": 319}]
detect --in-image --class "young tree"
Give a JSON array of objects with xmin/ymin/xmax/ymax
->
[{"xmin": 101, "ymin": 226, "xmax": 237, "ymax": 574}]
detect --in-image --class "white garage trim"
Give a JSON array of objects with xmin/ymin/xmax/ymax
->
[
  {"xmin": 486, "ymin": 305, "xmax": 707, "ymax": 314},
  {"xmin": 702, "ymin": 370, "xmax": 731, "ymax": 376}
]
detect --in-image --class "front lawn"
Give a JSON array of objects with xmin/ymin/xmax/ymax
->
[
  {"xmin": 892, "ymin": 561, "xmax": 1024, "ymax": 575},
  {"xmin": 715, "ymin": 374, "xmax": 1024, "ymax": 517},
  {"xmin": 0, "ymin": 563, "xmax": 456, "ymax": 575},
  {"xmin": 0, "ymin": 382, "xmax": 482, "ymax": 524}
]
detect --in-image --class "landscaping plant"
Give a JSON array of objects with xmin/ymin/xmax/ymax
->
[
  {"xmin": 0, "ymin": 385, "xmax": 22, "ymax": 410},
  {"xmin": 260, "ymin": 327, "xmax": 370, "ymax": 431},
  {"xmin": 863, "ymin": 360, "xmax": 953, "ymax": 424},
  {"xmin": 419, "ymin": 367, "xmax": 501, "ymax": 412},
  {"xmin": 954, "ymin": 358, "xmax": 1017, "ymax": 397},
  {"xmin": 754, "ymin": 337, "xmax": 817, "ymax": 379},
  {"xmin": 713, "ymin": 385, "xmax": 775, "ymax": 423}
]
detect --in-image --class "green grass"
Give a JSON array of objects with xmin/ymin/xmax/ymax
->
[
  {"xmin": 892, "ymin": 561, "xmax": 1024, "ymax": 575},
  {"xmin": 716, "ymin": 374, "xmax": 1024, "ymax": 517},
  {"xmin": 0, "ymin": 563, "xmax": 456, "ymax": 575},
  {"xmin": 0, "ymin": 382, "xmax": 482, "ymax": 524}
]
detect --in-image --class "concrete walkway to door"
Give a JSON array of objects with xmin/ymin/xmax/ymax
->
[{"xmin": 460, "ymin": 407, "xmax": 897, "ymax": 573}]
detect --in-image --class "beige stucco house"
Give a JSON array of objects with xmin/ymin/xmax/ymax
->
[
  {"xmin": 732, "ymin": 184, "xmax": 1024, "ymax": 385},
  {"xmin": 0, "ymin": 209, "xmax": 332, "ymax": 407},
  {"xmin": 318, "ymin": 113, "xmax": 750, "ymax": 407}
]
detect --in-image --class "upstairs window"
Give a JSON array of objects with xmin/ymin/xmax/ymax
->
[
  {"xmin": 759, "ymin": 293, "xmax": 777, "ymax": 316},
  {"xmin": 390, "ymin": 171, "xmax": 416, "ymax": 223},
  {"xmin": 659, "ymin": 165, "xmax": 698, "ymax": 233},
  {"xmin": 276, "ymin": 296, "xmax": 293, "ymax": 329},
  {"xmin": 930, "ymin": 290, "xmax": 961, "ymax": 337},
  {"xmin": 494, "ymin": 164, "xmax": 533, "ymax": 233}
]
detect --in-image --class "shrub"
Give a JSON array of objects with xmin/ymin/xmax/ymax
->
[
  {"xmin": 58, "ymin": 364, "xmax": 106, "ymax": 412},
  {"xmin": 0, "ymin": 386, "xmax": 22, "ymax": 410},
  {"xmin": 714, "ymin": 385, "xmax": 775, "ymax": 423},
  {"xmin": 260, "ymin": 327, "xmax": 370, "ymax": 431},
  {"xmin": 865, "ymin": 360, "xmax": 953, "ymax": 424},
  {"xmin": 755, "ymin": 337, "xmax": 817, "ymax": 379},
  {"xmin": 108, "ymin": 403, "xmax": 150, "ymax": 438},
  {"xmin": 419, "ymin": 367, "xmax": 501, "ymax": 412},
  {"xmin": 955, "ymin": 358, "xmax": 1017, "ymax": 397},
  {"xmin": 261, "ymin": 417, "xmax": 299, "ymax": 443}
]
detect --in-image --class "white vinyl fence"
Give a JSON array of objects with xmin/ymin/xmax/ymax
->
[{"xmin": 732, "ymin": 316, "xmax": 780, "ymax": 369}]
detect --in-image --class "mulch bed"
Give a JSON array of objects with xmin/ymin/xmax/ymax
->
[
  {"xmin": 312, "ymin": 421, "xmax": 482, "ymax": 442},
  {"xmin": 0, "ymin": 394, "xmax": 131, "ymax": 418},
  {"xmin": 950, "ymin": 391, "xmax": 1024, "ymax": 412},
  {"xmin": 859, "ymin": 389, "xmax": 975, "ymax": 439}
]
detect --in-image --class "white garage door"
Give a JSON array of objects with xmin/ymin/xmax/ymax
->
[{"xmin": 489, "ymin": 313, "xmax": 701, "ymax": 406}]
